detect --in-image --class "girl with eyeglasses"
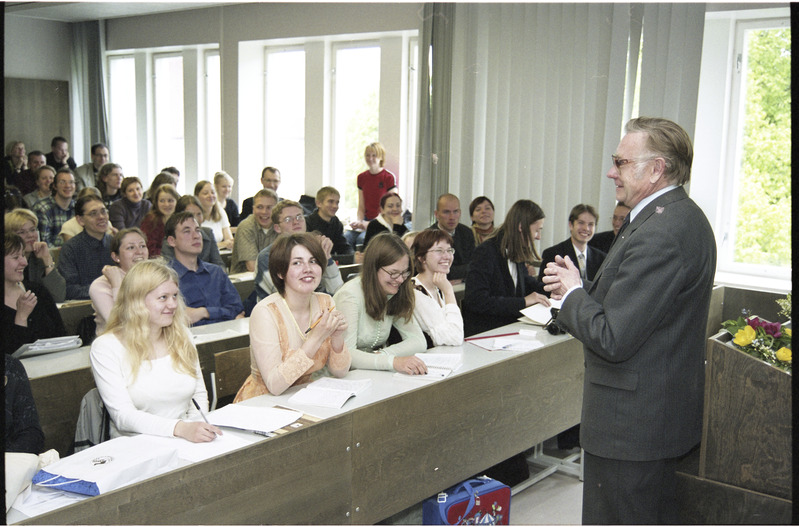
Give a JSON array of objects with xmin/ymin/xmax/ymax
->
[
  {"xmin": 234, "ymin": 233, "xmax": 350, "ymax": 399},
  {"xmin": 462, "ymin": 199, "xmax": 551, "ymax": 337},
  {"xmin": 410, "ymin": 229, "xmax": 464, "ymax": 347},
  {"xmin": 333, "ymin": 232, "xmax": 427, "ymax": 375}
]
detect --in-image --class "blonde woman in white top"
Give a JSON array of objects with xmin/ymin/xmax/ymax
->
[{"xmin": 410, "ymin": 229, "xmax": 464, "ymax": 346}]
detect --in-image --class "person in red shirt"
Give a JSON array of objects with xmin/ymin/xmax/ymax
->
[{"xmin": 347, "ymin": 142, "xmax": 397, "ymax": 251}]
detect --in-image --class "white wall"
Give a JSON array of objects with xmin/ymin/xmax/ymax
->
[{"xmin": 4, "ymin": 16, "xmax": 73, "ymax": 80}]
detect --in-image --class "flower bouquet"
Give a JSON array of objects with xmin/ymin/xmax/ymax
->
[{"xmin": 721, "ymin": 294, "xmax": 791, "ymax": 374}]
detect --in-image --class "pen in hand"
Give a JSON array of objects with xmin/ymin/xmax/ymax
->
[
  {"xmin": 305, "ymin": 306, "xmax": 334, "ymax": 334},
  {"xmin": 192, "ymin": 398, "xmax": 219, "ymax": 437}
]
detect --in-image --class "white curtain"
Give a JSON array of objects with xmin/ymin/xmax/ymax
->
[{"xmin": 418, "ymin": 3, "xmax": 706, "ymax": 249}]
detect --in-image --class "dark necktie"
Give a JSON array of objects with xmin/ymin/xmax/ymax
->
[{"xmin": 610, "ymin": 215, "xmax": 630, "ymax": 249}]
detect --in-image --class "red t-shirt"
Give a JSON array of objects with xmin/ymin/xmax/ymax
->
[{"xmin": 357, "ymin": 169, "xmax": 397, "ymax": 220}]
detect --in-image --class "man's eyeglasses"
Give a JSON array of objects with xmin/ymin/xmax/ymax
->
[
  {"xmin": 611, "ymin": 154, "xmax": 654, "ymax": 170},
  {"xmin": 83, "ymin": 208, "xmax": 109, "ymax": 218},
  {"xmin": 428, "ymin": 248, "xmax": 455, "ymax": 256},
  {"xmin": 281, "ymin": 214, "xmax": 305, "ymax": 224},
  {"xmin": 380, "ymin": 267, "xmax": 411, "ymax": 281}
]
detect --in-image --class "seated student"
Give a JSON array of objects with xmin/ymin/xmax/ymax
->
[
  {"xmin": 462, "ymin": 199, "xmax": 550, "ymax": 337},
  {"xmin": 144, "ymin": 172, "xmax": 177, "ymax": 203},
  {"xmin": 588, "ymin": 201, "xmax": 630, "ymax": 255},
  {"xmin": 333, "ymin": 233, "xmax": 427, "ymax": 374},
  {"xmin": 90, "ymin": 260, "xmax": 221, "ymax": 441},
  {"xmin": 90, "ymin": 228, "xmax": 148, "ymax": 336},
  {"xmin": 140, "ymin": 184, "xmax": 179, "ymax": 257},
  {"xmin": 59, "ymin": 186, "xmax": 116, "ymax": 243},
  {"xmin": 241, "ymin": 167, "xmax": 281, "ymax": 221},
  {"xmin": 230, "ymin": 189, "xmax": 278, "ymax": 273},
  {"xmin": 45, "ymin": 136, "xmax": 77, "ymax": 171},
  {"xmin": 165, "ymin": 211, "xmax": 243, "ymax": 326},
  {"xmin": 160, "ymin": 195, "xmax": 224, "ymax": 267},
  {"xmin": 410, "ymin": 229, "xmax": 464, "ymax": 347},
  {"xmin": 538, "ymin": 203, "xmax": 607, "ymax": 283},
  {"xmin": 469, "ymin": 196, "xmax": 496, "ymax": 246},
  {"xmin": 58, "ymin": 195, "xmax": 115, "ymax": 300},
  {"xmin": 234, "ymin": 233, "xmax": 351, "ymax": 399},
  {"xmin": 253, "ymin": 200, "xmax": 344, "ymax": 302},
  {"xmin": 194, "ymin": 180, "xmax": 234, "ymax": 250},
  {"xmin": 109, "ymin": 176, "xmax": 151, "ymax": 230},
  {"xmin": 363, "ymin": 192, "xmax": 407, "ymax": 248},
  {"xmin": 97, "ymin": 163, "xmax": 124, "ymax": 208},
  {"xmin": 3, "ymin": 141, "xmax": 27, "ymax": 189},
  {"xmin": 304, "ymin": 186, "xmax": 354, "ymax": 257},
  {"xmin": 5, "ymin": 208, "xmax": 66, "ymax": 302},
  {"xmin": 15, "ymin": 150, "xmax": 46, "ymax": 198},
  {"xmin": 214, "ymin": 171, "xmax": 240, "ymax": 228},
  {"xmin": 5, "ymin": 354, "xmax": 45, "ymax": 454},
  {"xmin": 428, "ymin": 193, "xmax": 476, "ymax": 281},
  {"xmin": 74, "ymin": 143, "xmax": 109, "ymax": 192},
  {"xmin": 22, "ymin": 165, "xmax": 55, "ymax": 209},
  {"xmin": 33, "ymin": 168, "xmax": 76, "ymax": 247},
  {"xmin": 4, "ymin": 233, "xmax": 66, "ymax": 355}
]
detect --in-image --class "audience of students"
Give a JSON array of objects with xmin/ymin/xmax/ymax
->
[
  {"xmin": 469, "ymin": 196, "xmax": 496, "ymax": 246},
  {"xmin": 165, "ymin": 211, "xmax": 243, "ymax": 326},
  {"xmin": 109, "ymin": 176, "xmax": 151, "ymax": 230},
  {"xmin": 5, "ymin": 209, "xmax": 66, "ymax": 302},
  {"xmin": 23, "ymin": 165, "xmax": 55, "ymax": 210},
  {"xmin": 4, "ymin": 233, "xmax": 66, "ymax": 355},
  {"xmin": 33, "ymin": 168, "xmax": 76, "ymax": 247},
  {"xmin": 230, "ymin": 189, "xmax": 278, "ymax": 273},
  {"xmin": 234, "ymin": 233, "xmax": 351, "ymax": 399},
  {"xmin": 462, "ymin": 199, "xmax": 550, "ymax": 336},
  {"xmin": 363, "ymin": 192, "xmax": 407, "ymax": 248},
  {"xmin": 429, "ymin": 193, "xmax": 476, "ymax": 281},
  {"xmin": 97, "ymin": 163, "xmax": 124, "ymax": 208},
  {"xmin": 90, "ymin": 259, "xmax": 221, "ymax": 442},
  {"xmin": 5, "ymin": 354, "xmax": 45, "ymax": 454},
  {"xmin": 195, "ymin": 180, "xmax": 234, "ymax": 250},
  {"xmin": 214, "ymin": 171, "xmax": 240, "ymax": 228},
  {"xmin": 90, "ymin": 228, "xmax": 149, "ymax": 336},
  {"xmin": 333, "ymin": 233, "xmax": 427, "ymax": 373},
  {"xmin": 58, "ymin": 195, "xmax": 115, "ymax": 300},
  {"xmin": 140, "ymin": 184, "xmax": 179, "ymax": 257},
  {"xmin": 241, "ymin": 167, "xmax": 281, "ymax": 221},
  {"xmin": 160, "ymin": 196, "xmax": 224, "ymax": 267},
  {"xmin": 410, "ymin": 229, "xmax": 464, "ymax": 347},
  {"xmin": 304, "ymin": 186, "xmax": 354, "ymax": 257}
]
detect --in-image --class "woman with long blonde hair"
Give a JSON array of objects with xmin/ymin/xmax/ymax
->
[
  {"xmin": 89, "ymin": 259, "xmax": 221, "ymax": 442},
  {"xmin": 194, "ymin": 180, "xmax": 234, "ymax": 250}
]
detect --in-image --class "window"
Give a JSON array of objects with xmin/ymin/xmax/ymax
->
[
  {"xmin": 154, "ymin": 54, "xmax": 185, "ymax": 189},
  {"xmin": 107, "ymin": 56, "xmax": 138, "ymax": 178},
  {"xmin": 205, "ymin": 50, "xmax": 222, "ymax": 177}
]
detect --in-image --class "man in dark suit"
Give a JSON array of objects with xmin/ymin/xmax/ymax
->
[
  {"xmin": 543, "ymin": 117, "xmax": 716, "ymax": 524},
  {"xmin": 538, "ymin": 204, "xmax": 606, "ymax": 283},
  {"xmin": 589, "ymin": 202, "xmax": 630, "ymax": 254},
  {"xmin": 428, "ymin": 193, "xmax": 475, "ymax": 281}
]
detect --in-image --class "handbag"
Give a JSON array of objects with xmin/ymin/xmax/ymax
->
[
  {"xmin": 32, "ymin": 435, "xmax": 179, "ymax": 496},
  {"xmin": 422, "ymin": 476, "xmax": 511, "ymax": 525}
]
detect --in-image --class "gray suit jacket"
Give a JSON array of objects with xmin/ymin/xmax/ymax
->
[{"xmin": 557, "ymin": 186, "xmax": 716, "ymax": 461}]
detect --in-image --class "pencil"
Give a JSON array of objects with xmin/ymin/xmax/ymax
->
[{"xmin": 305, "ymin": 306, "xmax": 334, "ymax": 334}]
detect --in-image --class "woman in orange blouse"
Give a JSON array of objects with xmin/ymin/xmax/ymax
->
[{"xmin": 234, "ymin": 233, "xmax": 351, "ymax": 399}]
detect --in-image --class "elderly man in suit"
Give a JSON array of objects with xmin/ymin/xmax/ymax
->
[
  {"xmin": 538, "ymin": 204, "xmax": 606, "ymax": 284},
  {"xmin": 543, "ymin": 117, "xmax": 716, "ymax": 524}
]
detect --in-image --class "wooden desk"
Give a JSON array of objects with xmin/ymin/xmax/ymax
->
[
  {"xmin": 23, "ymin": 318, "xmax": 251, "ymax": 457},
  {"xmin": 56, "ymin": 300, "xmax": 94, "ymax": 335},
  {"xmin": 227, "ymin": 271, "xmax": 255, "ymax": 302},
  {"xmin": 17, "ymin": 325, "xmax": 584, "ymax": 525}
]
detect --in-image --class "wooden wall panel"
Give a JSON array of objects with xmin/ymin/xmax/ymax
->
[{"xmin": 4, "ymin": 78, "xmax": 70, "ymax": 153}]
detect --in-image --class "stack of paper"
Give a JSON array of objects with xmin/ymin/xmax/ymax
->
[
  {"xmin": 518, "ymin": 298, "xmax": 563, "ymax": 325},
  {"xmin": 288, "ymin": 377, "xmax": 373, "ymax": 409},
  {"xmin": 208, "ymin": 405, "xmax": 303, "ymax": 434},
  {"xmin": 394, "ymin": 353, "xmax": 464, "ymax": 381},
  {"xmin": 13, "ymin": 335, "xmax": 82, "ymax": 358}
]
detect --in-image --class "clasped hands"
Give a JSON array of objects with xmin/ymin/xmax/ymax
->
[{"xmin": 541, "ymin": 255, "xmax": 582, "ymax": 300}]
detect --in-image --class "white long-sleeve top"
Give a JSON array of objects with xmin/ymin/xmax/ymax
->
[
  {"xmin": 411, "ymin": 277, "xmax": 464, "ymax": 346},
  {"xmin": 90, "ymin": 332, "xmax": 208, "ymax": 438},
  {"xmin": 332, "ymin": 277, "xmax": 426, "ymax": 371}
]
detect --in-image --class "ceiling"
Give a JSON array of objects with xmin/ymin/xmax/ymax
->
[{"xmin": 4, "ymin": 2, "xmax": 231, "ymax": 23}]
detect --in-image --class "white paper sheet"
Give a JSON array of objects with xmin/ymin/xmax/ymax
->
[{"xmin": 207, "ymin": 405, "xmax": 302, "ymax": 434}]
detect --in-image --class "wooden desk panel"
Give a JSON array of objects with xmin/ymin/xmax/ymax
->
[
  {"xmin": 30, "ymin": 367, "xmax": 96, "ymax": 456},
  {"xmin": 351, "ymin": 338, "xmax": 584, "ymax": 524},
  {"xmin": 21, "ymin": 415, "xmax": 354, "ymax": 525}
]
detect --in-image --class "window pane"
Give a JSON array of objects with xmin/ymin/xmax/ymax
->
[
  {"xmin": 154, "ymin": 54, "xmax": 185, "ymax": 191},
  {"xmin": 333, "ymin": 46, "xmax": 380, "ymax": 222},
  {"xmin": 732, "ymin": 27, "xmax": 791, "ymax": 268},
  {"xmin": 108, "ymin": 56, "xmax": 138, "ymax": 179},
  {"xmin": 264, "ymin": 49, "xmax": 305, "ymax": 201},
  {"xmin": 206, "ymin": 51, "xmax": 222, "ymax": 176}
]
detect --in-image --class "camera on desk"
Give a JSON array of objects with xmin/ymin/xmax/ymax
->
[{"xmin": 544, "ymin": 307, "xmax": 567, "ymax": 335}]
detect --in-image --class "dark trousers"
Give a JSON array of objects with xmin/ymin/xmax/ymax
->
[{"xmin": 582, "ymin": 451, "xmax": 680, "ymax": 525}]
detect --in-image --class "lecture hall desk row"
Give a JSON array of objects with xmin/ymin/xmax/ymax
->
[{"xmin": 16, "ymin": 323, "xmax": 584, "ymax": 525}]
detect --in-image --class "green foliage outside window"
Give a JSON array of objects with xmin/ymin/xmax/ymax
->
[
  {"xmin": 343, "ymin": 90, "xmax": 379, "ymax": 213},
  {"xmin": 735, "ymin": 28, "xmax": 791, "ymax": 267}
]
